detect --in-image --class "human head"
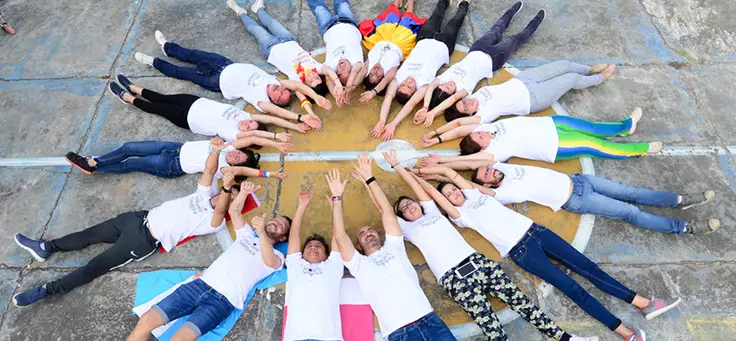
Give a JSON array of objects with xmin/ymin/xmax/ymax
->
[
  {"xmin": 471, "ymin": 165, "xmax": 506, "ymax": 188},
  {"xmin": 225, "ymin": 149, "xmax": 261, "ymax": 168},
  {"xmin": 237, "ymin": 119, "xmax": 261, "ymax": 131},
  {"xmin": 395, "ymin": 77, "xmax": 417, "ymax": 105},
  {"xmin": 444, "ymin": 97, "xmax": 479, "ymax": 122},
  {"xmin": 437, "ymin": 182, "xmax": 466, "ymax": 206},
  {"xmin": 302, "ymin": 234, "xmax": 329, "ymax": 263},
  {"xmin": 266, "ymin": 84, "xmax": 293, "ymax": 107},
  {"xmin": 393, "ymin": 195, "xmax": 424, "ymax": 222},
  {"xmin": 365, "ymin": 64, "xmax": 386, "ymax": 90},
  {"xmin": 355, "ymin": 225, "xmax": 383, "ymax": 255},
  {"xmin": 336, "ymin": 59, "xmax": 353, "ymax": 85},
  {"xmin": 310, "ymin": 75, "xmax": 329, "ymax": 96},
  {"xmin": 429, "ymin": 87, "xmax": 452, "ymax": 110},
  {"xmin": 265, "ymin": 215, "xmax": 292, "ymax": 241},
  {"xmin": 459, "ymin": 131, "xmax": 492, "ymax": 155}
]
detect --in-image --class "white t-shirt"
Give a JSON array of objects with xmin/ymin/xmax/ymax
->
[
  {"xmin": 283, "ymin": 252, "xmax": 344, "ymax": 341},
  {"xmin": 324, "ymin": 23, "xmax": 364, "ymax": 71},
  {"xmin": 398, "ymin": 201, "xmax": 476, "ymax": 281},
  {"xmin": 395, "ymin": 39, "xmax": 449, "ymax": 88},
  {"xmin": 219, "ymin": 63, "xmax": 280, "ymax": 112},
  {"xmin": 452, "ymin": 189, "xmax": 532, "ymax": 257},
  {"xmin": 344, "ymin": 234, "xmax": 433, "ymax": 338},
  {"xmin": 147, "ymin": 184, "xmax": 226, "ymax": 252},
  {"xmin": 437, "ymin": 51, "xmax": 493, "ymax": 94},
  {"xmin": 492, "ymin": 163, "xmax": 572, "ymax": 212},
  {"xmin": 473, "ymin": 116, "xmax": 559, "ymax": 163},
  {"xmin": 187, "ymin": 98, "xmax": 251, "ymax": 142},
  {"xmin": 201, "ymin": 227, "xmax": 283, "ymax": 309},
  {"xmin": 267, "ymin": 41, "xmax": 324, "ymax": 82},
  {"xmin": 178, "ymin": 141, "xmax": 233, "ymax": 179},
  {"xmin": 366, "ymin": 41, "xmax": 403, "ymax": 76},
  {"xmin": 473, "ymin": 78, "xmax": 532, "ymax": 123}
]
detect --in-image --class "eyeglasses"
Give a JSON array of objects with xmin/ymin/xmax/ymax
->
[{"xmin": 399, "ymin": 201, "xmax": 414, "ymax": 213}]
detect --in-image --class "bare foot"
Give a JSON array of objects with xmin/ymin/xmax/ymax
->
[
  {"xmin": 629, "ymin": 107, "xmax": 643, "ymax": 135},
  {"xmin": 601, "ymin": 64, "xmax": 617, "ymax": 80},
  {"xmin": 589, "ymin": 64, "xmax": 608, "ymax": 74},
  {"xmin": 647, "ymin": 141, "xmax": 663, "ymax": 154}
]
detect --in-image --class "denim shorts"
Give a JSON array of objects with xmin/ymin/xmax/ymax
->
[{"xmin": 152, "ymin": 279, "xmax": 235, "ymax": 337}]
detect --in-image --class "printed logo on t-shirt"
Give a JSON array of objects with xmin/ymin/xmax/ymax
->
[
  {"xmin": 331, "ymin": 46, "xmax": 347, "ymax": 59},
  {"xmin": 404, "ymin": 62, "xmax": 423, "ymax": 74},
  {"xmin": 448, "ymin": 66, "xmax": 468, "ymax": 82},
  {"xmin": 474, "ymin": 87, "xmax": 493, "ymax": 104},
  {"xmin": 506, "ymin": 166, "xmax": 527, "ymax": 181},
  {"xmin": 221, "ymin": 106, "xmax": 243, "ymax": 121},
  {"xmin": 414, "ymin": 215, "xmax": 443, "ymax": 229},
  {"xmin": 489, "ymin": 121, "xmax": 508, "ymax": 137},
  {"xmin": 247, "ymin": 72, "xmax": 265, "ymax": 88},
  {"xmin": 239, "ymin": 235, "xmax": 261, "ymax": 256},
  {"xmin": 188, "ymin": 195, "xmax": 211, "ymax": 214},
  {"xmin": 465, "ymin": 194, "xmax": 489, "ymax": 211},
  {"xmin": 368, "ymin": 250, "xmax": 395, "ymax": 267},
  {"xmin": 300, "ymin": 262, "xmax": 324, "ymax": 276}
]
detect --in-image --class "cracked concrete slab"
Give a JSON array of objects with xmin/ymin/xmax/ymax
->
[
  {"xmin": 0, "ymin": 270, "xmax": 20, "ymax": 320},
  {"xmin": 677, "ymin": 64, "xmax": 736, "ymax": 145}
]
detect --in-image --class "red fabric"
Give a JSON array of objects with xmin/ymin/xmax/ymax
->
[
  {"xmin": 359, "ymin": 4, "xmax": 401, "ymax": 37},
  {"xmin": 282, "ymin": 305, "xmax": 374, "ymax": 341},
  {"xmin": 157, "ymin": 193, "xmax": 260, "ymax": 253},
  {"xmin": 402, "ymin": 11, "xmax": 426, "ymax": 26}
]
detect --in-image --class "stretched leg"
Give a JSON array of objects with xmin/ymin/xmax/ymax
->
[
  {"xmin": 510, "ymin": 234, "xmax": 625, "ymax": 332},
  {"xmin": 565, "ymin": 181, "xmax": 686, "ymax": 234},
  {"xmin": 162, "ymin": 42, "xmax": 232, "ymax": 66},
  {"xmin": 45, "ymin": 213, "xmax": 126, "ymax": 252},
  {"xmin": 152, "ymin": 58, "xmax": 220, "ymax": 91},
  {"xmin": 131, "ymin": 99, "xmax": 191, "ymax": 129},
  {"xmin": 93, "ymin": 141, "xmax": 183, "ymax": 167},
  {"xmin": 127, "ymin": 309, "xmax": 166, "ymax": 341},
  {"xmin": 434, "ymin": 1, "xmax": 469, "ymax": 54},
  {"xmin": 128, "ymin": 281, "xmax": 206, "ymax": 341},
  {"xmin": 582, "ymin": 174, "xmax": 679, "ymax": 207},
  {"xmin": 469, "ymin": 2, "xmax": 521, "ymax": 51},
  {"xmin": 484, "ymin": 10, "xmax": 545, "ymax": 71},
  {"xmin": 516, "ymin": 60, "xmax": 592, "ymax": 83},
  {"xmin": 96, "ymin": 154, "xmax": 184, "ymax": 178},
  {"xmin": 239, "ymin": 13, "xmax": 279, "ymax": 59},
  {"xmin": 334, "ymin": 0, "xmax": 356, "ymax": 22},
  {"xmin": 139, "ymin": 89, "xmax": 200, "ymax": 106},
  {"xmin": 553, "ymin": 114, "xmax": 633, "ymax": 138},
  {"xmin": 524, "ymin": 73, "xmax": 604, "ymax": 112},
  {"xmin": 417, "ymin": 0, "xmax": 449, "ymax": 41},
  {"xmin": 307, "ymin": 0, "xmax": 336, "ymax": 35},
  {"xmin": 555, "ymin": 130, "xmax": 650, "ymax": 161},
  {"xmin": 256, "ymin": 8, "xmax": 296, "ymax": 40}
]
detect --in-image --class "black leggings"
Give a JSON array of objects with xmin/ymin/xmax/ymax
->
[
  {"xmin": 45, "ymin": 211, "xmax": 159, "ymax": 295},
  {"xmin": 132, "ymin": 89, "xmax": 200, "ymax": 129},
  {"xmin": 417, "ymin": 0, "xmax": 469, "ymax": 55}
]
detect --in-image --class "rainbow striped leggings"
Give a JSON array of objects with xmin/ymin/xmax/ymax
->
[{"xmin": 552, "ymin": 115, "xmax": 650, "ymax": 161}]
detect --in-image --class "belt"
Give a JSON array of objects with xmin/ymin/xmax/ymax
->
[{"xmin": 327, "ymin": 17, "xmax": 358, "ymax": 31}]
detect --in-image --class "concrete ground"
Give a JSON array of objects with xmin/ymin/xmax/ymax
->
[{"xmin": 0, "ymin": 0, "xmax": 735, "ymax": 340}]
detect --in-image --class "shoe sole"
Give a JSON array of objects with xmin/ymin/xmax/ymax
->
[
  {"xmin": 645, "ymin": 298, "xmax": 681, "ymax": 320},
  {"xmin": 65, "ymin": 155, "xmax": 93, "ymax": 175},
  {"xmin": 12, "ymin": 295, "xmax": 24, "ymax": 308},
  {"xmin": 108, "ymin": 84, "xmax": 128, "ymax": 105},
  {"xmin": 680, "ymin": 191, "xmax": 715, "ymax": 210},
  {"xmin": 13, "ymin": 234, "xmax": 47, "ymax": 262}
]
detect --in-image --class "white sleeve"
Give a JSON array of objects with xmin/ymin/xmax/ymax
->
[
  {"xmin": 271, "ymin": 250, "xmax": 286, "ymax": 271},
  {"xmin": 343, "ymin": 249, "xmax": 363, "ymax": 273},
  {"xmin": 234, "ymin": 225, "xmax": 255, "ymax": 241},
  {"xmin": 478, "ymin": 109, "xmax": 502, "ymax": 124},
  {"xmin": 383, "ymin": 234, "xmax": 406, "ymax": 253},
  {"xmin": 473, "ymin": 123, "xmax": 497, "ymax": 133},
  {"xmin": 419, "ymin": 201, "xmax": 442, "ymax": 216},
  {"xmin": 219, "ymin": 125, "xmax": 242, "ymax": 143},
  {"xmin": 461, "ymin": 189, "xmax": 483, "ymax": 201},
  {"xmin": 329, "ymin": 252, "xmax": 345, "ymax": 274},
  {"xmin": 196, "ymin": 184, "xmax": 215, "ymax": 196},
  {"xmin": 450, "ymin": 212, "xmax": 471, "ymax": 228}
]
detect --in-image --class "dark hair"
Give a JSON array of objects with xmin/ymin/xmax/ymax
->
[
  {"xmin": 230, "ymin": 149, "xmax": 261, "ymax": 168},
  {"xmin": 470, "ymin": 168, "xmax": 483, "ymax": 185},
  {"xmin": 393, "ymin": 195, "xmax": 423, "ymax": 220},
  {"xmin": 436, "ymin": 182, "xmax": 454, "ymax": 194},
  {"xmin": 312, "ymin": 75, "xmax": 329, "ymax": 96},
  {"xmin": 363, "ymin": 77, "xmax": 386, "ymax": 96},
  {"xmin": 429, "ymin": 88, "xmax": 451, "ymax": 110},
  {"xmin": 281, "ymin": 216, "xmax": 292, "ymax": 240},
  {"xmin": 459, "ymin": 135, "xmax": 482, "ymax": 155},
  {"xmin": 302, "ymin": 234, "xmax": 330, "ymax": 254},
  {"xmin": 395, "ymin": 90, "xmax": 412, "ymax": 105},
  {"xmin": 254, "ymin": 122, "xmax": 269, "ymax": 132},
  {"xmin": 443, "ymin": 104, "xmax": 470, "ymax": 122}
]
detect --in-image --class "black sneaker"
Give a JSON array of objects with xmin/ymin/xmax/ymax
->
[
  {"xmin": 677, "ymin": 190, "xmax": 715, "ymax": 210},
  {"xmin": 511, "ymin": 1, "xmax": 523, "ymax": 15},
  {"xmin": 684, "ymin": 219, "xmax": 721, "ymax": 235},
  {"xmin": 116, "ymin": 74, "xmax": 134, "ymax": 93},
  {"xmin": 65, "ymin": 152, "xmax": 96, "ymax": 175},
  {"xmin": 108, "ymin": 82, "xmax": 128, "ymax": 104}
]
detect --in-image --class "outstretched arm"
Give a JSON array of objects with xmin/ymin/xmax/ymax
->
[
  {"xmin": 382, "ymin": 86, "xmax": 427, "ymax": 140},
  {"xmin": 382, "ymin": 150, "xmax": 431, "ymax": 202},
  {"xmin": 325, "ymin": 168, "xmax": 356, "ymax": 262},
  {"xmin": 252, "ymin": 213, "xmax": 283, "ymax": 269},
  {"xmin": 427, "ymin": 90, "xmax": 468, "ymax": 118},
  {"xmin": 251, "ymin": 114, "xmax": 308, "ymax": 134},
  {"xmin": 220, "ymin": 166, "xmax": 288, "ymax": 180},
  {"xmin": 259, "ymin": 102, "xmax": 322, "ymax": 131},
  {"xmin": 351, "ymin": 170, "xmax": 382, "ymax": 214},
  {"xmin": 411, "ymin": 173, "xmax": 461, "ymax": 219},
  {"xmin": 200, "ymin": 137, "xmax": 226, "ymax": 188},
  {"xmin": 282, "ymin": 79, "xmax": 332, "ymax": 110},
  {"xmin": 229, "ymin": 181, "xmax": 262, "ymax": 230},
  {"xmin": 211, "ymin": 172, "xmax": 236, "ymax": 227},
  {"xmin": 371, "ymin": 80, "xmax": 399, "ymax": 139},
  {"xmin": 352, "ymin": 154, "xmax": 402, "ymax": 237},
  {"xmin": 227, "ymin": 136, "xmax": 295, "ymax": 155},
  {"xmin": 287, "ymin": 189, "xmax": 312, "ymax": 255}
]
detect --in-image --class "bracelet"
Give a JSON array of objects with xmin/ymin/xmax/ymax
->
[
  {"xmin": 437, "ymin": 135, "xmax": 443, "ymax": 143},
  {"xmin": 418, "ymin": 168, "xmax": 422, "ymax": 175},
  {"xmin": 365, "ymin": 176, "xmax": 376, "ymax": 185},
  {"xmin": 422, "ymin": 106, "xmax": 429, "ymax": 111},
  {"xmin": 297, "ymin": 114, "xmax": 302, "ymax": 122},
  {"xmin": 222, "ymin": 186, "xmax": 232, "ymax": 194},
  {"xmin": 259, "ymin": 170, "xmax": 269, "ymax": 178},
  {"xmin": 331, "ymin": 196, "xmax": 343, "ymax": 201},
  {"xmin": 300, "ymin": 98, "xmax": 309, "ymax": 105},
  {"xmin": 390, "ymin": 163, "xmax": 397, "ymax": 169},
  {"xmin": 371, "ymin": 88, "xmax": 377, "ymax": 94}
]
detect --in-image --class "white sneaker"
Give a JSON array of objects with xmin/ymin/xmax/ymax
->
[
  {"xmin": 154, "ymin": 30, "xmax": 168, "ymax": 56},
  {"xmin": 227, "ymin": 0, "xmax": 247, "ymax": 15},
  {"xmin": 250, "ymin": 0, "xmax": 264, "ymax": 13},
  {"xmin": 134, "ymin": 52, "xmax": 154, "ymax": 66},
  {"xmin": 570, "ymin": 336, "xmax": 599, "ymax": 341}
]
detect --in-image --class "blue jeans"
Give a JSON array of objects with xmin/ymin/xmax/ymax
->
[
  {"xmin": 153, "ymin": 42, "xmax": 233, "ymax": 92},
  {"xmin": 307, "ymin": 0, "xmax": 356, "ymax": 36},
  {"xmin": 152, "ymin": 279, "xmax": 235, "ymax": 338},
  {"xmin": 562, "ymin": 174, "xmax": 685, "ymax": 234},
  {"xmin": 388, "ymin": 312, "xmax": 456, "ymax": 341},
  {"xmin": 509, "ymin": 224, "xmax": 636, "ymax": 331},
  {"xmin": 239, "ymin": 9, "xmax": 296, "ymax": 59},
  {"xmin": 94, "ymin": 141, "xmax": 184, "ymax": 178}
]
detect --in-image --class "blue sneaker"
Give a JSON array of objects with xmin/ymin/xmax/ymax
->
[
  {"xmin": 108, "ymin": 82, "xmax": 128, "ymax": 104},
  {"xmin": 13, "ymin": 285, "xmax": 49, "ymax": 307},
  {"xmin": 116, "ymin": 74, "xmax": 134, "ymax": 93},
  {"xmin": 14, "ymin": 233, "xmax": 51, "ymax": 262}
]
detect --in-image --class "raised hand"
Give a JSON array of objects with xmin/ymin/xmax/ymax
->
[
  {"xmin": 276, "ymin": 143, "xmax": 296, "ymax": 155},
  {"xmin": 380, "ymin": 123, "xmax": 397, "ymax": 141},
  {"xmin": 303, "ymin": 115, "xmax": 323, "ymax": 131},
  {"xmin": 222, "ymin": 172, "xmax": 236, "ymax": 189},
  {"xmin": 371, "ymin": 121, "xmax": 385, "ymax": 139},
  {"xmin": 269, "ymin": 169, "xmax": 289, "ymax": 180},
  {"xmin": 359, "ymin": 90, "xmax": 375, "ymax": 103},
  {"xmin": 324, "ymin": 168, "xmax": 348, "ymax": 197},
  {"xmin": 298, "ymin": 189, "xmax": 313, "ymax": 207},
  {"xmin": 413, "ymin": 108, "xmax": 428, "ymax": 124},
  {"xmin": 210, "ymin": 137, "xmax": 227, "ymax": 151},
  {"xmin": 239, "ymin": 181, "xmax": 261, "ymax": 194},
  {"xmin": 381, "ymin": 149, "xmax": 399, "ymax": 168},
  {"xmin": 275, "ymin": 132, "xmax": 292, "ymax": 142},
  {"xmin": 422, "ymin": 114, "xmax": 435, "ymax": 128},
  {"xmin": 251, "ymin": 213, "xmax": 267, "ymax": 233},
  {"xmin": 352, "ymin": 153, "xmax": 373, "ymax": 181},
  {"xmin": 420, "ymin": 154, "xmax": 440, "ymax": 167},
  {"xmin": 315, "ymin": 96, "xmax": 332, "ymax": 110}
]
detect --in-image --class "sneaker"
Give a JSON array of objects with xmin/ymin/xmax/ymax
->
[
  {"xmin": 1, "ymin": 22, "xmax": 16, "ymax": 35},
  {"xmin": 684, "ymin": 219, "xmax": 721, "ymax": 235},
  {"xmin": 458, "ymin": 0, "xmax": 471, "ymax": 7},
  {"xmin": 626, "ymin": 329, "xmax": 646, "ymax": 341},
  {"xmin": 134, "ymin": 52, "xmax": 154, "ymax": 66},
  {"xmin": 641, "ymin": 296, "xmax": 682, "ymax": 320},
  {"xmin": 511, "ymin": 1, "xmax": 523, "ymax": 14},
  {"xmin": 109, "ymin": 82, "xmax": 128, "ymax": 104},
  {"xmin": 646, "ymin": 141, "xmax": 663, "ymax": 154},
  {"xmin": 677, "ymin": 190, "xmax": 715, "ymax": 210},
  {"xmin": 14, "ymin": 233, "xmax": 51, "ymax": 262},
  {"xmin": 13, "ymin": 285, "xmax": 49, "ymax": 307},
  {"xmin": 116, "ymin": 74, "xmax": 134, "ymax": 93},
  {"xmin": 250, "ymin": 0, "xmax": 264, "ymax": 13},
  {"xmin": 570, "ymin": 335, "xmax": 599, "ymax": 341},
  {"xmin": 227, "ymin": 0, "xmax": 247, "ymax": 15},
  {"xmin": 154, "ymin": 30, "xmax": 168, "ymax": 56},
  {"xmin": 628, "ymin": 107, "xmax": 643, "ymax": 135},
  {"xmin": 65, "ymin": 152, "xmax": 96, "ymax": 175}
]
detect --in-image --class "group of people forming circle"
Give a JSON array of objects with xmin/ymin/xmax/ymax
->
[{"xmin": 10, "ymin": 0, "xmax": 723, "ymax": 341}]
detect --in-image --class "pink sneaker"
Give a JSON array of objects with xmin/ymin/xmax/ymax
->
[{"xmin": 641, "ymin": 296, "xmax": 682, "ymax": 320}]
